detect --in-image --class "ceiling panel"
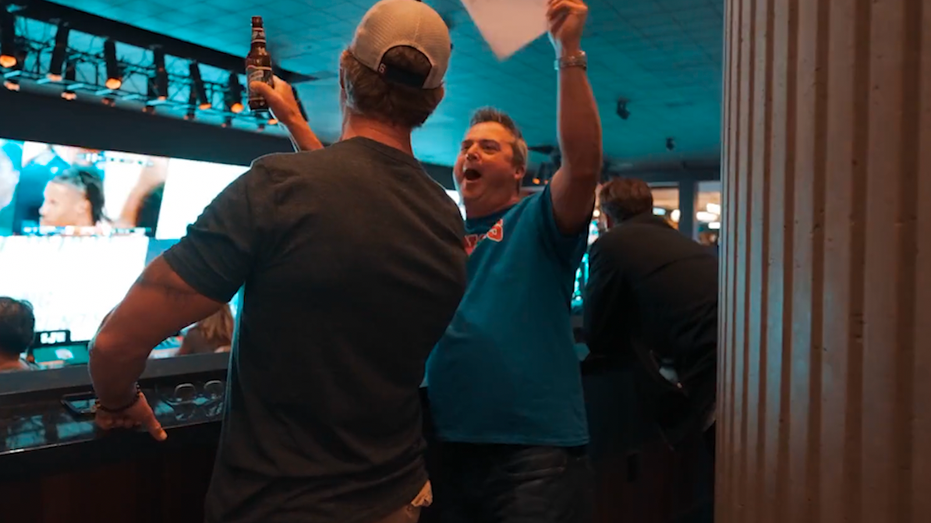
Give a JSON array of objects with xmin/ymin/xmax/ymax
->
[{"xmin": 46, "ymin": 0, "xmax": 724, "ymax": 167}]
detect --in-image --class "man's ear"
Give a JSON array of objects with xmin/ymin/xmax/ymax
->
[{"xmin": 77, "ymin": 197, "xmax": 91, "ymax": 218}]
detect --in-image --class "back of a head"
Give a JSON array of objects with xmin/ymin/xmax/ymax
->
[
  {"xmin": 599, "ymin": 178, "xmax": 654, "ymax": 224},
  {"xmin": 342, "ymin": 0, "xmax": 452, "ymax": 128},
  {"xmin": 196, "ymin": 304, "xmax": 234, "ymax": 348},
  {"xmin": 0, "ymin": 297, "xmax": 35, "ymax": 359},
  {"xmin": 52, "ymin": 166, "xmax": 107, "ymax": 224}
]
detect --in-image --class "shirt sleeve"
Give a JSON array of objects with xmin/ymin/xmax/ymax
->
[
  {"xmin": 531, "ymin": 185, "xmax": 590, "ymax": 272},
  {"xmin": 162, "ymin": 163, "xmax": 274, "ymax": 303}
]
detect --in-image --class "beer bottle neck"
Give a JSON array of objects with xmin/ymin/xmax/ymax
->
[{"xmin": 251, "ymin": 27, "xmax": 266, "ymax": 43}]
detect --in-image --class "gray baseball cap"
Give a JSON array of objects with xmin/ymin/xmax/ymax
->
[{"xmin": 349, "ymin": 0, "xmax": 452, "ymax": 89}]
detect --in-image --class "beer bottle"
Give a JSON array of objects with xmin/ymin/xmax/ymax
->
[{"xmin": 246, "ymin": 16, "xmax": 273, "ymax": 112}]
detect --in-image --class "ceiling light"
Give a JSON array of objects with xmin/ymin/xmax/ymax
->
[
  {"xmin": 696, "ymin": 211, "xmax": 718, "ymax": 222},
  {"xmin": 189, "ymin": 62, "xmax": 211, "ymax": 110},
  {"xmin": 47, "ymin": 24, "xmax": 70, "ymax": 81},
  {"xmin": 153, "ymin": 48, "xmax": 168, "ymax": 100},
  {"xmin": 225, "ymin": 72, "xmax": 243, "ymax": 113},
  {"xmin": 706, "ymin": 203, "xmax": 721, "ymax": 214},
  {"xmin": 103, "ymin": 40, "xmax": 122, "ymax": 90},
  {"xmin": 616, "ymin": 99, "xmax": 630, "ymax": 120},
  {"xmin": 0, "ymin": 11, "xmax": 16, "ymax": 69}
]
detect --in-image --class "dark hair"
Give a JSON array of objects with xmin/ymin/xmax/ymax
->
[
  {"xmin": 0, "ymin": 297, "xmax": 35, "ymax": 358},
  {"xmin": 599, "ymin": 178, "xmax": 654, "ymax": 223},
  {"xmin": 469, "ymin": 107, "xmax": 528, "ymax": 172},
  {"xmin": 52, "ymin": 166, "xmax": 106, "ymax": 224},
  {"xmin": 341, "ymin": 47, "xmax": 444, "ymax": 128},
  {"xmin": 136, "ymin": 183, "xmax": 164, "ymax": 237}
]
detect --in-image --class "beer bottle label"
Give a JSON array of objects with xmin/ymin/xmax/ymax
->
[
  {"xmin": 251, "ymin": 28, "xmax": 266, "ymax": 43},
  {"xmin": 247, "ymin": 65, "xmax": 273, "ymax": 102}
]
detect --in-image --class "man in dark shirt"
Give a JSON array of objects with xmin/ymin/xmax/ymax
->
[
  {"xmin": 88, "ymin": 2, "xmax": 466, "ymax": 522},
  {"xmin": 583, "ymin": 178, "xmax": 717, "ymax": 451}
]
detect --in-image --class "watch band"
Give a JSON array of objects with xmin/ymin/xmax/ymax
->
[{"xmin": 555, "ymin": 51, "xmax": 587, "ymax": 71}]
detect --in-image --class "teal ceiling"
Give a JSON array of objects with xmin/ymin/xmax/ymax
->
[{"xmin": 47, "ymin": 0, "xmax": 723, "ymax": 168}]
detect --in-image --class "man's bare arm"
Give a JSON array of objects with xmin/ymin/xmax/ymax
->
[
  {"xmin": 251, "ymin": 78, "xmax": 324, "ymax": 152},
  {"xmin": 548, "ymin": 0, "xmax": 603, "ymax": 235},
  {"xmin": 89, "ymin": 256, "xmax": 224, "ymax": 407}
]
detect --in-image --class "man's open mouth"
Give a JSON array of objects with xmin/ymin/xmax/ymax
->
[{"xmin": 463, "ymin": 168, "xmax": 482, "ymax": 181}]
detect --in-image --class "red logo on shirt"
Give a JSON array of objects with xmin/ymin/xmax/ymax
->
[
  {"xmin": 463, "ymin": 219, "xmax": 504, "ymax": 255},
  {"xmin": 487, "ymin": 220, "xmax": 504, "ymax": 242}
]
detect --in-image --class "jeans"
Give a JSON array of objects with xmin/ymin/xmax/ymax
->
[{"xmin": 433, "ymin": 443, "xmax": 594, "ymax": 523}]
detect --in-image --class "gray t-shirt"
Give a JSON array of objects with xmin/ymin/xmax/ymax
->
[{"xmin": 163, "ymin": 137, "xmax": 466, "ymax": 523}]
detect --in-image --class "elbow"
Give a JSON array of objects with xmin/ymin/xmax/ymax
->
[{"xmin": 88, "ymin": 329, "xmax": 126, "ymax": 365}]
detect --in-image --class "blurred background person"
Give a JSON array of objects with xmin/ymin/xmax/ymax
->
[
  {"xmin": 38, "ymin": 166, "xmax": 108, "ymax": 229},
  {"xmin": 115, "ymin": 156, "xmax": 168, "ymax": 235},
  {"xmin": 0, "ymin": 297, "xmax": 36, "ymax": 373},
  {"xmin": 583, "ymin": 177, "xmax": 717, "ymax": 453},
  {"xmin": 583, "ymin": 177, "xmax": 717, "ymax": 523},
  {"xmin": 0, "ymin": 141, "xmax": 23, "ymax": 234},
  {"xmin": 176, "ymin": 304, "xmax": 234, "ymax": 356}
]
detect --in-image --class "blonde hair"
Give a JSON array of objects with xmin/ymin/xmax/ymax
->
[
  {"xmin": 194, "ymin": 304, "xmax": 234, "ymax": 348},
  {"xmin": 340, "ymin": 48, "xmax": 444, "ymax": 128}
]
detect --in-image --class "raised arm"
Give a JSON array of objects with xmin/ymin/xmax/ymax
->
[
  {"xmin": 546, "ymin": 0, "xmax": 603, "ymax": 235},
  {"xmin": 251, "ymin": 77, "xmax": 324, "ymax": 152}
]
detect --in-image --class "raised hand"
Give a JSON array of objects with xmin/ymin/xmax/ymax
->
[
  {"xmin": 250, "ymin": 76, "xmax": 323, "ymax": 152},
  {"xmin": 250, "ymin": 75, "xmax": 304, "ymax": 125},
  {"xmin": 546, "ymin": 0, "xmax": 589, "ymax": 55}
]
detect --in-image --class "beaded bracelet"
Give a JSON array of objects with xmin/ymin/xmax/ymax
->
[{"xmin": 95, "ymin": 384, "xmax": 142, "ymax": 414}]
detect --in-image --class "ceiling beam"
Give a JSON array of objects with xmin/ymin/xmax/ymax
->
[{"xmin": 5, "ymin": 0, "xmax": 309, "ymax": 82}]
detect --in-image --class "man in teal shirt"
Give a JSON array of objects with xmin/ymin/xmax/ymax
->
[{"xmin": 425, "ymin": 0, "xmax": 602, "ymax": 520}]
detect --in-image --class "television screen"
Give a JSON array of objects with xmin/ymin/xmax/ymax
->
[
  {"xmin": 0, "ymin": 138, "xmax": 250, "ymax": 239},
  {"xmin": 0, "ymin": 235, "xmax": 149, "ymax": 341},
  {"xmin": 155, "ymin": 158, "xmax": 248, "ymax": 239},
  {"xmin": 0, "ymin": 136, "xmax": 249, "ymax": 351},
  {"xmin": 0, "ymin": 138, "xmax": 169, "ymax": 237}
]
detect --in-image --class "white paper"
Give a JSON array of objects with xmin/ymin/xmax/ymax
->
[{"xmin": 460, "ymin": 0, "xmax": 549, "ymax": 60}]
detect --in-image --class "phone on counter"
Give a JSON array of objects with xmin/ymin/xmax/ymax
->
[{"xmin": 61, "ymin": 391, "xmax": 97, "ymax": 417}]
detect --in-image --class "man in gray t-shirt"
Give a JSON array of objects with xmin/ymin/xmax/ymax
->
[{"xmin": 87, "ymin": 2, "xmax": 466, "ymax": 522}]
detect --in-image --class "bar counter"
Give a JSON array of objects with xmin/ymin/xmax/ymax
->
[{"xmin": 0, "ymin": 343, "xmax": 712, "ymax": 523}]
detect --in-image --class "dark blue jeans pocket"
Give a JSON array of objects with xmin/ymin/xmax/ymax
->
[
  {"xmin": 489, "ymin": 446, "xmax": 593, "ymax": 523},
  {"xmin": 496, "ymin": 446, "xmax": 571, "ymax": 481}
]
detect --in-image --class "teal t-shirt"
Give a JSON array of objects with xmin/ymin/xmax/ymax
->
[{"xmin": 426, "ymin": 186, "xmax": 589, "ymax": 446}]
